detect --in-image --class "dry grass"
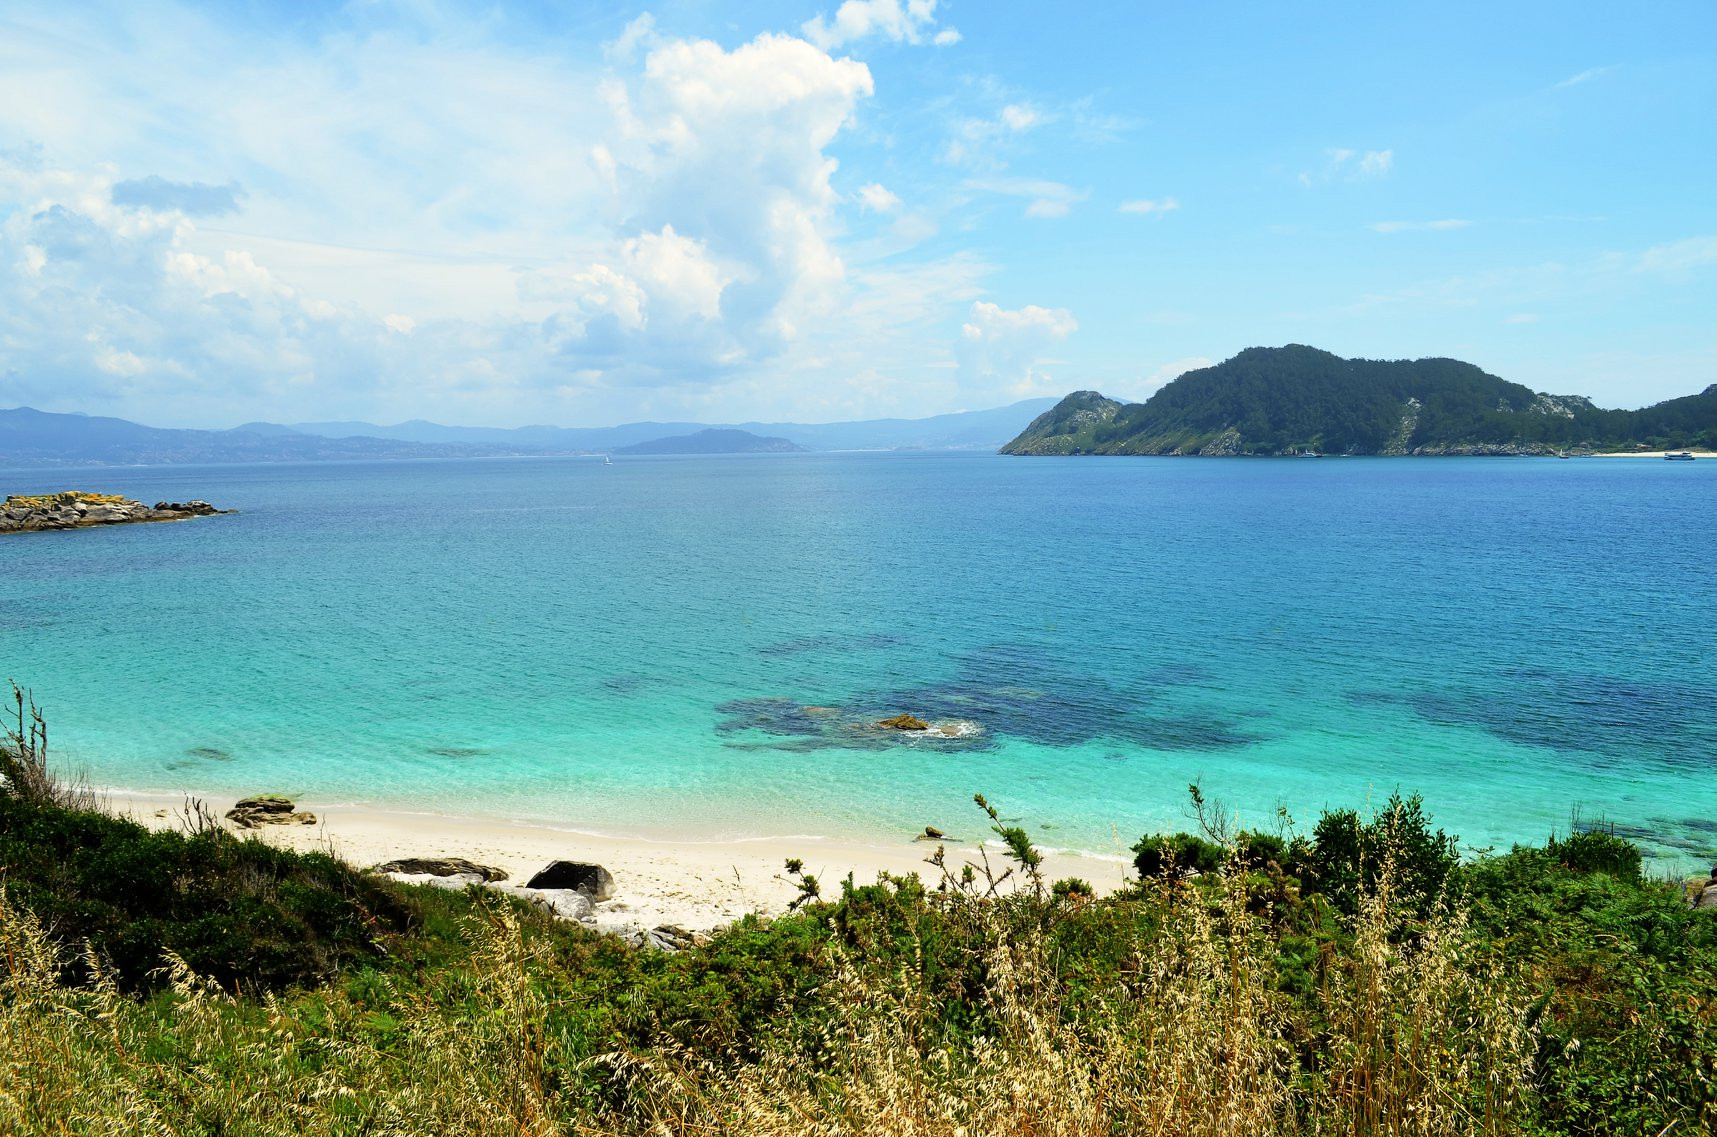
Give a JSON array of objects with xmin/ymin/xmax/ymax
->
[
  {"xmin": 0, "ymin": 837, "xmax": 1539, "ymax": 1137},
  {"xmin": 0, "ymin": 683, "xmax": 103, "ymax": 813}
]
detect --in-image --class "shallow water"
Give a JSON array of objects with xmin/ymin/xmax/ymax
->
[{"xmin": 3, "ymin": 452, "xmax": 1714, "ymax": 871}]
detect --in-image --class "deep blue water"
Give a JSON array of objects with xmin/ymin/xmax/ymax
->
[{"xmin": 3, "ymin": 453, "xmax": 1714, "ymax": 870}]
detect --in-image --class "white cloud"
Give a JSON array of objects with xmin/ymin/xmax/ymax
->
[
  {"xmin": 1368, "ymin": 218, "xmax": 1473, "ymax": 233},
  {"xmin": 1553, "ymin": 65, "xmax": 1617, "ymax": 90},
  {"xmin": 857, "ymin": 182, "xmax": 903, "ymax": 213},
  {"xmin": 1634, "ymin": 235, "xmax": 1717, "ymax": 278},
  {"xmin": 1504, "ymin": 313, "xmax": 1538, "ymax": 324},
  {"xmin": 802, "ymin": 0, "xmax": 958, "ymax": 50},
  {"xmin": 968, "ymin": 177, "xmax": 1087, "ymax": 219},
  {"xmin": 1119, "ymin": 197, "xmax": 1179, "ymax": 218},
  {"xmin": 1356, "ymin": 149, "xmax": 1393, "ymax": 177},
  {"xmin": 956, "ymin": 300, "xmax": 1078, "ymax": 398},
  {"xmin": 0, "ymin": 12, "xmax": 966, "ymax": 425},
  {"xmin": 1300, "ymin": 147, "xmax": 1394, "ymax": 186},
  {"xmin": 944, "ymin": 100, "xmax": 1050, "ymax": 168}
]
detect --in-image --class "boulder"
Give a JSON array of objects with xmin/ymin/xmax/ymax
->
[
  {"xmin": 1700, "ymin": 885, "xmax": 1717, "ymax": 911},
  {"xmin": 226, "ymin": 795, "xmax": 316, "ymax": 828},
  {"xmin": 915, "ymin": 826, "xmax": 949, "ymax": 841},
  {"xmin": 524, "ymin": 860, "xmax": 616, "ymax": 901},
  {"xmin": 624, "ymin": 924, "xmax": 704, "ymax": 952},
  {"xmin": 374, "ymin": 856, "xmax": 508, "ymax": 883},
  {"xmin": 877, "ymin": 714, "xmax": 929, "ymax": 731},
  {"xmin": 521, "ymin": 888, "xmax": 595, "ymax": 921}
]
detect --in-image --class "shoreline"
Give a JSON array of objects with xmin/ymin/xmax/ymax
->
[
  {"xmin": 1583, "ymin": 450, "xmax": 1717, "ymax": 458},
  {"xmin": 106, "ymin": 789, "xmax": 1136, "ymax": 934}
]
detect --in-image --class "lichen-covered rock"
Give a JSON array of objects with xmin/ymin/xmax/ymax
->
[
  {"xmin": 0, "ymin": 492, "xmax": 230, "ymax": 534},
  {"xmin": 374, "ymin": 856, "xmax": 508, "ymax": 883},
  {"xmin": 226, "ymin": 795, "xmax": 316, "ymax": 828}
]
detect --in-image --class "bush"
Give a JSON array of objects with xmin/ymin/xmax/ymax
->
[
  {"xmin": 1546, "ymin": 827, "xmax": 1643, "ymax": 880},
  {"xmin": 1131, "ymin": 831, "xmax": 1225, "ymax": 878},
  {"xmin": 0, "ymin": 794, "xmax": 417, "ymax": 991}
]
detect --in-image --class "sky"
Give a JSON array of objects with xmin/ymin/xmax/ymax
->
[{"xmin": 0, "ymin": 0, "xmax": 1713, "ymax": 429}]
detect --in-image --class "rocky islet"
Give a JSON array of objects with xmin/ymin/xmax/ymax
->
[{"xmin": 0, "ymin": 492, "xmax": 230, "ymax": 534}]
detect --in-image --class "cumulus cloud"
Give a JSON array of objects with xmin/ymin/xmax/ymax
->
[
  {"xmin": 956, "ymin": 300, "xmax": 1078, "ymax": 398},
  {"xmin": 1368, "ymin": 218, "xmax": 1472, "ymax": 233},
  {"xmin": 0, "ymin": 14, "xmax": 926, "ymax": 423},
  {"xmin": 1119, "ymin": 196, "xmax": 1179, "ymax": 218},
  {"xmin": 857, "ymin": 182, "xmax": 903, "ymax": 212},
  {"xmin": 110, "ymin": 176, "xmax": 245, "ymax": 217},
  {"xmin": 802, "ymin": 0, "xmax": 958, "ymax": 50}
]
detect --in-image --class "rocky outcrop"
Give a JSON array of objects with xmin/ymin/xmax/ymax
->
[
  {"xmin": 226, "ymin": 795, "xmax": 316, "ymax": 828},
  {"xmin": 623, "ymin": 924, "xmax": 706, "ymax": 952},
  {"xmin": 0, "ymin": 492, "xmax": 230, "ymax": 534},
  {"xmin": 524, "ymin": 860, "xmax": 616, "ymax": 901},
  {"xmin": 877, "ymin": 714, "xmax": 930, "ymax": 731},
  {"xmin": 374, "ymin": 856, "xmax": 508, "ymax": 883}
]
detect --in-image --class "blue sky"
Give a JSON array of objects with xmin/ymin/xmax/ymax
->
[{"xmin": 1, "ymin": 0, "xmax": 1712, "ymax": 427}]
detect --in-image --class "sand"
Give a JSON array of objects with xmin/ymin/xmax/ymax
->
[{"xmin": 107, "ymin": 790, "xmax": 1136, "ymax": 935}]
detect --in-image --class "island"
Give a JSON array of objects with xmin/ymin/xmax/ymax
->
[
  {"xmin": 613, "ymin": 428, "xmax": 807, "ymax": 455},
  {"xmin": 0, "ymin": 492, "xmax": 230, "ymax": 534},
  {"xmin": 1002, "ymin": 344, "xmax": 1717, "ymax": 456}
]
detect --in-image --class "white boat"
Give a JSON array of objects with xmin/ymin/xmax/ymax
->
[{"xmin": 1664, "ymin": 451, "xmax": 1695, "ymax": 461}]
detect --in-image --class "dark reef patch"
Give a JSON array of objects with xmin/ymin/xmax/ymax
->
[
  {"xmin": 714, "ymin": 697, "xmax": 826, "ymax": 737},
  {"xmin": 186, "ymin": 747, "xmax": 233, "ymax": 762},
  {"xmin": 600, "ymin": 674, "xmax": 659, "ymax": 696},
  {"xmin": 1353, "ymin": 669, "xmax": 1717, "ymax": 763},
  {"xmin": 714, "ymin": 642, "xmax": 1267, "ymax": 754},
  {"xmin": 757, "ymin": 633, "xmax": 907, "ymax": 658},
  {"xmin": 426, "ymin": 746, "xmax": 486, "ymax": 759}
]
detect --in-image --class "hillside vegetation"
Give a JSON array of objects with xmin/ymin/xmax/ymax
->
[
  {"xmin": 1002, "ymin": 344, "xmax": 1717, "ymax": 455},
  {"xmin": 3, "ymin": 688, "xmax": 1714, "ymax": 1134}
]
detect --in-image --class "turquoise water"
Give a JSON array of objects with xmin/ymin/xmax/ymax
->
[{"xmin": 3, "ymin": 454, "xmax": 1714, "ymax": 870}]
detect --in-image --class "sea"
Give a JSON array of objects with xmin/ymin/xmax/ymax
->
[{"xmin": 3, "ymin": 452, "xmax": 1714, "ymax": 873}]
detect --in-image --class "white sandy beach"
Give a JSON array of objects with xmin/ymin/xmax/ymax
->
[{"xmin": 108, "ymin": 790, "xmax": 1136, "ymax": 935}]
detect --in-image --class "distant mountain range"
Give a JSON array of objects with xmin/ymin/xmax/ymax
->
[
  {"xmin": 1003, "ymin": 345, "xmax": 1717, "ymax": 456},
  {"xmin": 0, "ymin": 398, "xmax": 1056, "ymax": 468},
  {"xmin": 614, "ymin": 429, "xmax": 805, "ymax": 455}
]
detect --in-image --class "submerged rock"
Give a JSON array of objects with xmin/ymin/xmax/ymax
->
[{"xmin": 226, "ymin": 795, "xmax": 316, "ymax": 828}]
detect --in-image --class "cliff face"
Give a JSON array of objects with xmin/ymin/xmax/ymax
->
[
  {"xmin": 0, "ymin": 492, "xmax": 227, "ymax": 534},
  {"xmin": 998, "ymin": 392, "xmax": 1127, "ymax": 455},
  {"xmin": 1001, "ymin": 346, "xmax": 1717, "ymax": 455}
]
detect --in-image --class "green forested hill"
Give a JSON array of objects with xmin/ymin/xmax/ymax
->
[{"xmin": 1001, "ymin": 345, "xmax": 1717, "ymax": 455}]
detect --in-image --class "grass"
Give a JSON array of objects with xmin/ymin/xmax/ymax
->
[{"xmin": 2, "ymin": 691, "xmax": 1714, "ymax": 1134}]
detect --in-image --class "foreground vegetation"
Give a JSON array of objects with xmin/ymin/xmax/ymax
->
[{"xmin": 3, "ymin": 687, "xmax": 1714, "ymax": 1134}]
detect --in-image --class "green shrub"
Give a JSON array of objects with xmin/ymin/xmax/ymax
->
[
  {"xmin": 1131, "ymin": 831, "xmax": 1225, "ymax": 878},
  {"xmin": 0, "ymin": 794, "xmax": 417, "ymax": 991},
  {"xmin": 1546, "ymin": 827, "xmax": 1643, "ymax": 880}
]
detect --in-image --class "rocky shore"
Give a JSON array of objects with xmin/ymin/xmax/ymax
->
[{"xmin": 0, "ymin": 492, "xmax": 230, "ymax": 534}]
